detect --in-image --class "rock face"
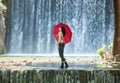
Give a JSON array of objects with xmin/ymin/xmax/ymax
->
[
  {"xmin": 0, "ymin": 10, "xmax": 6, "ymax": 54},
  {"xmin": 0, "ymin": 70, "xmax": 120, "ymax": 83}
]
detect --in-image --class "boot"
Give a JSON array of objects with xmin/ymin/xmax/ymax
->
[
  {"xmin": 64, "ymin": 61, "xmax": 69, "ymax": 68},
  {"xmin": 60, "ymin": 62, "xmax": 64, "ymax": 68}
]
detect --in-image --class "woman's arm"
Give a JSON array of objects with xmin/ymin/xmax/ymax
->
[{"xmin": 57, "ymin": 32, "xmax": 62, "ymax": 48}]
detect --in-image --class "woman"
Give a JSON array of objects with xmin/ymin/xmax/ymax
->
[{"xmin": 57, "ymin": 26, "xmax": 69, "ymax": 68}]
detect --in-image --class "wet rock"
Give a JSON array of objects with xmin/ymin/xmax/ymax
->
[
  {"xmin": 9, "ymin": 60, "xmax": 14, "ymax": 63},
  {"xmin": 22, "ymin": 60, "xmax": 27, "ymax": 63},
  {"xmin": 0, "ymin": 61, "xmax": 6, "ymax": 63},
  {"xmin": 1, "ymin": 63, "xmax": 10, "ymax": 67},
  {"xmin": 13, "ymin": 63, "xmax": 26, "ymax": 66},
  {"xmin": 26, "ymin": 62, "xmax": 33, "ymax": 66}
]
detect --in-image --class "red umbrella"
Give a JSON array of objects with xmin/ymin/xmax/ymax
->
[{"xmin": 53, "ymin": 22, "xmax": 72, "ymax": 44}]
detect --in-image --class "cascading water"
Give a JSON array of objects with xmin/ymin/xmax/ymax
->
[{"xmin": 6, "ymin": 0, "xmax": 114, "ymax": 54}]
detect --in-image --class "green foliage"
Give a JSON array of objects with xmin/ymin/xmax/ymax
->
[
  {"xmin": 108, "ymin": 43, "xmax": 113, "ymax": 51},
  {"xmin": 97, "ymin": 45, "xmax": 106, "ymax": 58},
  {"xmin": 97, "ymin": 45, "xmax": 106, "ymax": 56},
  {"xmin": 97, "ymin": 44, "xmax": 113, "ymax": 59},
  {"xmin": 0, "ymin": 48, "xmax": 4, "ymax": 54},
  {"xmin": 0, "ymin": 1, "xmax": 7, "ymax": 10}
]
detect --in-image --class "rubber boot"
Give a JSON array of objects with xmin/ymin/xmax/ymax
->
[
  {"xmin": 64, "ymin": 61, "xmax": 69, "ymax": 68},
  {"xmin": 60, "ymin": 62, "xmax": 64, "ymax": 68}
]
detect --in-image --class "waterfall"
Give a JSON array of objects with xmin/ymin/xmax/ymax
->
[{"xmin": 6, "ymin": 0, "xmax": 114, "ymax": 54}]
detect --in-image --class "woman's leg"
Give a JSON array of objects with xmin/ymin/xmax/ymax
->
[
  {"xmin": 58, "ymin": 43, "xmax": 65, "ymax": 68},
  {"xmin": 59, "ymin": 43, "xmax": 65, "ymax": 62},
  {"xmin": 59, "ymin": 43, "xmax": 69, "ymax": 68}
]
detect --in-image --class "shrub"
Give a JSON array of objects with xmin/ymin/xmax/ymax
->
[
  {"xmin": 97, "ymin": 45, "xmax": 106, "ymax": 58},
  {"xmin": 0, "ymin": 48, "xmax": 4, "ymax": 54},
  {"xmin": 0, "ymin": 1, "xmax": 7, "ymax": 10},
  {"xmin": 108, "ymin": 43, "xmax": 113, "ymax": 51}
]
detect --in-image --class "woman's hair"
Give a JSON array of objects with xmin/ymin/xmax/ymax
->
[{"xmin": 60, "ymin": 26, "xmax": 66, "ymax": 37}]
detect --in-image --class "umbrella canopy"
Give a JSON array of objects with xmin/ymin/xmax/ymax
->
[{"xmin": 53, "ymin": 22, "xmax": 72, "ymax": 44}]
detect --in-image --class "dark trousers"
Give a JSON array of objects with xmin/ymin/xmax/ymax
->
[{"xmin": 58, "ymin": 43, "xmax": 65, "ymax": 62}]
